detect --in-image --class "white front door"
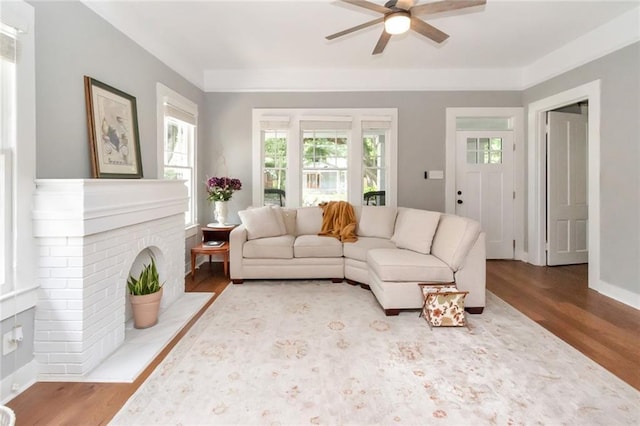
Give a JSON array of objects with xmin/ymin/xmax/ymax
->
[
  {"xmin": 546, "ymin": 111, "xmax": 589, "ymax": 266},
  {"xmin": 456, "ymin": 131, "xmax": 514, "ymax": 259}
]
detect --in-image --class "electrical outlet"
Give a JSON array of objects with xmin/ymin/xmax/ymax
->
[
  {"xmin": 11, "ymin": 383, "xmax": 20, "ymax": 392},
  {"xmin": 3, "ymin": 331, "xmax": 18, "ymax": 355}
]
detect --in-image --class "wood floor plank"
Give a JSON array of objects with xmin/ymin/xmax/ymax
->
[{"xmin": 6, "ymin": 260, "xmax": 640, "ymax": 424}]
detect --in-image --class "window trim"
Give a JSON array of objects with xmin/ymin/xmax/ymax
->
[
  {"xmin": 156, "ymin": 83, "xmax": 198, "ymax": 228},
  {"xmin": 252, "ymin": 108, "xmax": 398, "ymax": 207},
  {"xmin": 0, "ymin": 0, "xmax": 37, "ymax": 319}
]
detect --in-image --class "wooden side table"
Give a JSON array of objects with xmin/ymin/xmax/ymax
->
[
  {"xmin": 191, "ymin": 242, "xmax": 229, "ymax": 277},
  {"xmin": 190, "ymin": 224, "xmax": 237, "ymax": 278}
]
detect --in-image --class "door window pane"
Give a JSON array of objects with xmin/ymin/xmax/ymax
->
[
  {"xmin": 466, "ymin": 138, "xmax": 477, "ymax": 151},
  {"xmin": 456, "ymin": 117, "xmax": 511, "ymax": 130},
  {"xmin": 467, "ymin": 136, "xmax": 503, "ymax": 164}
]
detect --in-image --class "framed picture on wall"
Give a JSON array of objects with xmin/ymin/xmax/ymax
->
[{"xmin": 84, "ymin": 76, "xmax": 143, "ymax": 178}]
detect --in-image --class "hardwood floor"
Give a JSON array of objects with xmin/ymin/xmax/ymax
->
[
  {"xmin": 486, "ymin": 260, "xmax": 640, "ymax": 391},
  {"xmin": 6, "ymin": 260, "xmax": 640, "ymax": 424}
]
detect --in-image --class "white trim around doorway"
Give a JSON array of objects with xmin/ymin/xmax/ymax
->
[{"xmin": 526, "ymin": 80, "xmax": 601, "ymax": 293}]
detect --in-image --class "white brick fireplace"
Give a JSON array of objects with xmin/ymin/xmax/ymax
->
[{"xmin": 32, "ymin": 179, "xmax": 188, "ymax": 379}]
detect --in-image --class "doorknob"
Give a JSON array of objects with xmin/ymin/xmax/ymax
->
[
  {"xmin": 457, "ymin": 191, "xmax": 462, "ymax": 195},
  {"xmin": 457, "ymin": 200, "xmax": 463, "ymax": 204}
]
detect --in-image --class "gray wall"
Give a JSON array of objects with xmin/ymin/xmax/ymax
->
[
  {"xmin": 32, "ymin": 0, "xmax": 205, "ymax": 178},
  {"xmin": 202, "ymin": 91, "xmax": 521, "ymax": 224},
  {"xmin": 0, "ymin": 309, "xmax": 34, "ymax": 380},
  {"xmin": 522, "ymin": 42, "xmax": 640, "ymax": 297}
]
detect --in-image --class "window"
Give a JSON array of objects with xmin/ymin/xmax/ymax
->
[
  {"xmin": 263, "ymin": 128, "xmax": 287, "ymax": 205},
  {"xmin": 157, "ymin": 84, "xmax": 197, "ymax": 228},
  {"xmin": 302, "ymin": 129, "xmax": 348, "ymax": 205},
  {"xmin": 0, "ymin": 26, "xmax": 16, "ymax": 292},
  {"xmin": 362, "ymin": 118, "xmax": 392, "ymax": 205},
  {"xmin": 253, "ymin": 109, "xmax": 397, "ymax": 207},
  {"xmin": 1, "ymin": 0, "xmax": 37, "ymax": 319}
]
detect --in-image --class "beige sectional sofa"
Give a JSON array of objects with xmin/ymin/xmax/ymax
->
[{"xmin": 230, "ymin": 205, "xmax": 486, "ymax": 316}]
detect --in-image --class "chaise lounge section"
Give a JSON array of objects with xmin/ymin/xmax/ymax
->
[{"xmin": 230, "ymin": 205, "xmax": 485, "ymax": 315}]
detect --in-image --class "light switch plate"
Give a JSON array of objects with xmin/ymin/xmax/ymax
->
[{"xmin": 428, "ymin": 170, "xmax": 444, "ymax": 179}]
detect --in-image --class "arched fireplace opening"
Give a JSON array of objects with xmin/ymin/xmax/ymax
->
[{"xmin": 124, "ymin": 247, "xmax": 166, "ymax": 324}]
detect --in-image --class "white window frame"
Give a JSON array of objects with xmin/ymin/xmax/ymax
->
[
  {"xmin": 0, "ymin": 0, "xmax": 37, "ymax": 320},
  {"xmin": 156, "ymin": 83, "xmax": 198, "ymax": 235},
  {"xmin": 252, "ymin": 108, "xmax": 398, "ymax": 207}
]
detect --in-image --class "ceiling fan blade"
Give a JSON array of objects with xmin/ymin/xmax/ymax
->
[
  {"xmin": 341, "ymin": 0, "xmax": 392, "ymax": 15},
  {"xmin": 411, "ymin": 0, "xmax": 486, "ymax": 16},
  {"xmin": 395, "ymin": 0, "xmax": 414, "ymax": 10},
  {"xmin": 372, "ymin": 30, "xmax": 392, "ymax": 55},
  {"xmin": 410, "ymin": 17, "xmax": 449, "ymax": 43},
  {"xmin": 326, "ymin": 17, "xmax": 385, "ymax": 40}
]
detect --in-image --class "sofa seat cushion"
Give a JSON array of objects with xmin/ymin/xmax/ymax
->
[
  {"xmin": 294, "ymin": 235, "xmax": 343, "ymax": 258},
  {"xmin": 367, "ymin": 248, "xmax": 454, "ymax": 282},
  {"xmin": 343, "ymin": 237, "xmax": 397, "ymax": 262},
  {"xmin": 243, "ymin": 235, "xmax": 294, "ymax": 259}
]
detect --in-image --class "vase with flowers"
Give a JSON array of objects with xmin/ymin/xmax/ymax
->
[{"xmin": 206, "ymin": 176, "xmax": 242, "ymax": 225}]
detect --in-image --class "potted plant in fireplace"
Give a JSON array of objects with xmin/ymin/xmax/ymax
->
[{"xmin": 127, "ymin": 257, "xmax": 164, "ymax": 329}]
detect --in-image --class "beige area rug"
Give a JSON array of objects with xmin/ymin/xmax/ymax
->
[{"xmin": 111, "ymin": 281, "xmax": 639, "ymax": 425}]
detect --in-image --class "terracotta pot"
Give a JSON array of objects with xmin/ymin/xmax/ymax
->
[{"xmin": 130, "ymin": 288, "xmax": 163, "ymax": 329}]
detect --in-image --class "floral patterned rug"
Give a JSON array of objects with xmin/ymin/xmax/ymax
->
[{"xmin": 111, "ymin": 281, "xmax": 639, "ymax": 425}]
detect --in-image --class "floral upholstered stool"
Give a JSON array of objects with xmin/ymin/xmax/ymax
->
[{"xmin": 418, "ymin": 283, "xmax": 469, "ymax": 328}]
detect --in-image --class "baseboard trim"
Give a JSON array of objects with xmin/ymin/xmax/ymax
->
[
  {"xmin": 1, "ymin": 359, "xmax": 37, "ymax": 404},
  {"xmin": 592, "ymin": 279, "xmax": 640, "ymax": 310}
]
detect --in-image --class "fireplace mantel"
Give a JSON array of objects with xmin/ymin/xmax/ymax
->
[{"xmin": 33, "ymin": 179, "xmax": 188, "ymax": 237}]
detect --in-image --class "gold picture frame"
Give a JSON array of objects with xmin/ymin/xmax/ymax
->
[{"xmin": 84, "ymin": 76, "xmax": 143, "ymax": 178}]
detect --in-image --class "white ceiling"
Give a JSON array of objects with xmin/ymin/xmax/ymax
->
[{"xmin": 83, "ymin": 0, "xmax": 640, "ymax": 91}]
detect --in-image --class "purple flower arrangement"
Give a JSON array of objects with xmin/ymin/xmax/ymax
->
[{"xmin": 206, "ymin": 176, "xmax": 242, "ymax": 202}]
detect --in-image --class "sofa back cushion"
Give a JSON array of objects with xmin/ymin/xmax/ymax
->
[
  {"xmin": 238, "ymin": 206, "xmax": 286, "ymax": 240},
  {"xmin": 431, "ymin": 214, "xmax": 482, "ymax": 271},
  {"xmin": 357, "ymin": 206, "xmax": 397, "ymax": 239},
  {"xmin": 391, "ymin": 208, "xmax": 441, "ymax": 254},
  {"xmin": 296, "ymin": 206, "xmax": 323, "ymax": 236},
  {"xmin": 281, "ymin": 208, "xmax": 297, "ymax": 235}
]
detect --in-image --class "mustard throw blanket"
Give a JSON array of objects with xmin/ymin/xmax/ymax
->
[{"xmin": 319, "ymin": 201, "xmax": 358, "ymax": 243}]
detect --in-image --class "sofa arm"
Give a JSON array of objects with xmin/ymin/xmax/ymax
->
[
  {"xmin": 230, "ymin": 224, "xmax": 247, "ymax": 279},
  {"xmin": 454, "ymin": 232, "xmax": 486, "ymax": 310}
]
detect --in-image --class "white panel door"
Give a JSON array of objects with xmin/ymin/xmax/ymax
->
[
  {"xmin": 547, "ymin": 111, "xmax": 588, "ymax": 266},
  {"xmin": 456, "ymin": 131, "xmax": 514, "ymax": 259}
]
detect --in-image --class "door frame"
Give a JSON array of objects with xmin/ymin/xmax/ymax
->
[
  {"xmin": 445, "ymin": 107, "xmax": 525, "ymax": 260},
  {"xmin": 527, "ymin": 80, "xmax": 600, "ymax": 291}
]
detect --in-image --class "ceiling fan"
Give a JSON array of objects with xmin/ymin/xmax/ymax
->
[{"xmin": 326, "ymin": 0, "xmax": 487, "ymax": 55}]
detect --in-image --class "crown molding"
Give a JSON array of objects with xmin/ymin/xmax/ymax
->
[
  {"xmin": 522, "ymin": 7, "xmax": 640, "ymax": 89},
  {"xmin": 203, "ymin": 68, "xmax": 524, "ymax": 92}
]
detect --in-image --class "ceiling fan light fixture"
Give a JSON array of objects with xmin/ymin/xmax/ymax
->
[{"xmin": 384, "ymin": 11, "xmax": 411, "ymax": 35}]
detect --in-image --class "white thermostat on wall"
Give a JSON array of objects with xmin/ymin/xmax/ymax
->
[{"xmin": 426, "ymin": 170, "xmax": 444, "ymax": 179}]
